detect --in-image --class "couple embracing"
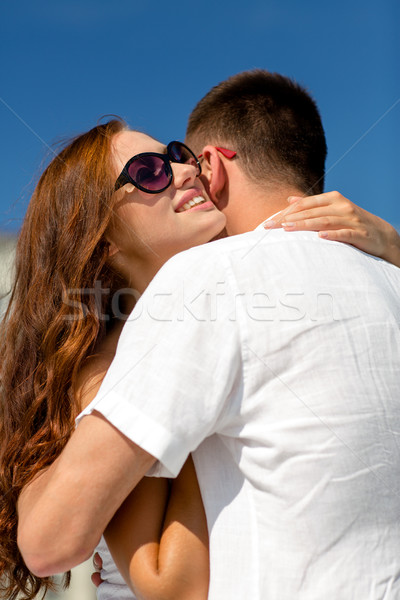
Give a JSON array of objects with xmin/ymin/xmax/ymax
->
[{"xmin": 2, "ymin": 70, "xmax": 400, "ymax": 600}]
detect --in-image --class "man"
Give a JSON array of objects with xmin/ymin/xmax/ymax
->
[{"xmin": 18, "ymin": 71, "xmax": 400, "ymax": 598}]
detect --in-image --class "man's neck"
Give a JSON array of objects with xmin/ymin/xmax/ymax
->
[{"xmin": 222, "ymin": 184, "xmax": 304, "ymax": 236}]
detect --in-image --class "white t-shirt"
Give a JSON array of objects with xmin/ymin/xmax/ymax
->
[{"xmin": 80, "ymin": 229, "xmax": 400, "ymax": 599}]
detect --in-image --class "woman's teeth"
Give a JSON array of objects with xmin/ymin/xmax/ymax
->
[{"xmin": 177, "ymin": 196, "xmax": 207, "ymax": 212}]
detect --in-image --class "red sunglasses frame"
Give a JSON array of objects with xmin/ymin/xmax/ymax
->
[{"xmin": 197, "ymin": 147, "xmax": 237, "ymax": 159}]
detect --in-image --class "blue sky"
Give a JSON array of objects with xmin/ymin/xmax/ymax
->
[{"xmin": 1, "ymin": 0, "xmax": 399, "ymax": 232}]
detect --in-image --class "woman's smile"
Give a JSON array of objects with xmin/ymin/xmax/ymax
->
[
  {"xmin": 174, "ymin": 188, "xmax": 212, "ymax": 213},
  {"xmin": 104, "ymin": 130, "xmax": 226, "ymax": 290}
]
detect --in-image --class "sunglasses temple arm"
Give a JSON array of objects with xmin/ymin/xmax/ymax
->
[{"xmin": 114, "ymin": 173, "xmax": 127, "ymax": 191}]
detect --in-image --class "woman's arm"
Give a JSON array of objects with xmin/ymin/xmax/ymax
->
[
  {"xmin": 105, "ymin": 455, "xmax": 209, "ymax": 600},
  {"xmin": 264, "ymin": 191, "xmax": 400, "ymax": 268},
  {"xmin": 17, "ymin": 327, "xmax": 154, "ymax": 576},
  {"xmin": 77, "ymin": 332, "xmax": 210, "ymax": 599},
  {"xmin": 75, "ymin": 327, "xmax": 209, "ymax": 600},
  {"xmin": 17, "ymin": 412, "xmax": 155, "ymax": 576},
  {"xmin": 76, "ymin": 334, "xmax": 209, "ymax": 599}
]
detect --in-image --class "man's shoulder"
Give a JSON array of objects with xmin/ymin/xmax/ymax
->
[
  {"xmin": 151, "ymin": 228, "xmax": 397, "ymax": 290},
  {"xmin": 152, "ymin": 229, "xmax": 334, "ymax": 284},
  {"xmin": 159, "ymin": 231, "xmax": 259, "ymax": 272},
  {"xmin": 142, "ymin": 232, "xmax": 259, "ymax": 299}
]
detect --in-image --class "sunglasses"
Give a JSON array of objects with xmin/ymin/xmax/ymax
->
[
  {"xmin": 197, "ymin": 147, "xmax": 237, "ymax": 159},
  {"xmin": 114, "ymin": 141, "xmax": 201, "ymax": 193}
]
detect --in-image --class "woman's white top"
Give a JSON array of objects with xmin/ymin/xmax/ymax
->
[{"xmin": 95, "ymin": 537, "xmax": 137, "ymax": 600}]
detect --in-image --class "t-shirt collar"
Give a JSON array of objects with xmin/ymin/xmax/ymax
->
[{"xmin": 255, "ymin": 210, "xmax": 284, "ymax": 231}]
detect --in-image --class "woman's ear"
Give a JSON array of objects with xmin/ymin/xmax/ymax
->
[
  {"xmin": 199, "ymin": 145, "xmax": 227, "ymax": 204},
  {"xmin": 105, "ymin": 236, "xmax": 120, "ymax": 258}
]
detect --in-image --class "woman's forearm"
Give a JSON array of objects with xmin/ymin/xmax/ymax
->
[
  {"xmin": 105, "ymin": 457, "xmax": 209, "ymax": 600},
  {"xmin": 151, "ymin": 457, "xmax": 209, "ymax": 600},
  {"xmin": 17, "ymin": 414, "xmax": 154, "ymax": 577},
  {"xmin": 380, "ymin": 223, "xmax": 400, "ymax": 268}
]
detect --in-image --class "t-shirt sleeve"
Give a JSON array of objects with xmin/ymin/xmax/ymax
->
[{"xmin": 77, "ymin": 247, "xmax": 243, "ymax": 477}]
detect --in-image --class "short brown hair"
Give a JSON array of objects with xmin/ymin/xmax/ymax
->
[{"xmin": 186, "ymin": 69, "xmax": 327, "ymax": 195}]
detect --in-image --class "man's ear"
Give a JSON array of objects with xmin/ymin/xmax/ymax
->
[{"xmin": 199, "ymin": 145, "xmax": 227, "ymax": 203}]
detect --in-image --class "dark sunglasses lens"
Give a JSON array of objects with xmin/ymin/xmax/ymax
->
[
  {"xmin": 169, "ymin": 142, "xmax": 200, "ymax": 173},
  {"xmin": 127, "ymin": 156, "xmax": 170, "ymax": 191}
]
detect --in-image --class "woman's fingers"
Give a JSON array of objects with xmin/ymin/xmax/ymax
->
[
  {"xmin": 91, "ymin": 571, "xmax": 104, "ymax": 588},
  {"xmin": 287, "ymin": 191, "xmax": 350, "ymax": 209},
  {"xmin": 91, "ymin": 552, "xmax": 104, "ymax": 588},
  {"xmin": 264, "ymin": 191, "xmax": 362, "ymax": 230},
  {"xmin": 93, "ymin": 551, "xmax": 103, "ymax": 570},
  {"xmin": 287, "ymin": 193, "xmax": 332, "ymax": 208},
  {"xmin": 318, "ymin": 228, "xmax": 366, "ymax": 243},
  {"xmin": 284, "ymin": 192, "xmax": 354, "ymax": 222},
  {"xmin": 263, "ymin": 192, "xmax": 356, "ymax": 230},
  {"xmin": 262, "ymin": 190, "xmax": 400, "ymax": 266},
  {"xmin": 281, "ymin": 216, "xmax": 350, "ymax": 231}
]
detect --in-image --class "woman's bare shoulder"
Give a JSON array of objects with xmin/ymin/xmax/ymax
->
[{"xmin": 74, "ymin": 320, "xmax": 125, "ymax": 410}]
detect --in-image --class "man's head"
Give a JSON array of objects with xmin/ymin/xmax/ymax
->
[{"xmin": 185, "ymin": 70, "xmax": 327, "ymax": 233}]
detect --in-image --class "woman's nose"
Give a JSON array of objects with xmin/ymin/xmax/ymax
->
[{"xmin": 171, "ymin": 161, "xmax": 198, "ymax": 189}]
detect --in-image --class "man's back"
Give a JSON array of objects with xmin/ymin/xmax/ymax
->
[
  {"xmin": 88, "ymin": 228, "xmax": 400, "ymax": 599},
  {"xmin": 191, "ymin": 229, "xmax": 400, "ymax": 598}
]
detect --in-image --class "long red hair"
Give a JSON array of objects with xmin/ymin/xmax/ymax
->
[{"xmin": 0, "ymin": 118, "xmax": 127, "ymax": 599}]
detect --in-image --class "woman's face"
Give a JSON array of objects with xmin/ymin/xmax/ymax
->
[{"xmin": 107, "ymin": 130, "xmax": 226, "ymax": 281}]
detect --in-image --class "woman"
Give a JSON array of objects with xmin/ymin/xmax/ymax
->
[
  {"xmin": 0, "ymin": 118, "xmax": 220, "ymax": 600},
  {"xmin": 0, "ymin": 118, "xmax": 398, "ymax": 600}
]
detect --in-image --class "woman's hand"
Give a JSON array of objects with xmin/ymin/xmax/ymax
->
[
  {"xmin": 91, "ymin": 552, "xmax": 104, "ymax": 588},
  {"xmin": 264, "ymin": 191, "xmax": 400, "ymax": 268}
]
